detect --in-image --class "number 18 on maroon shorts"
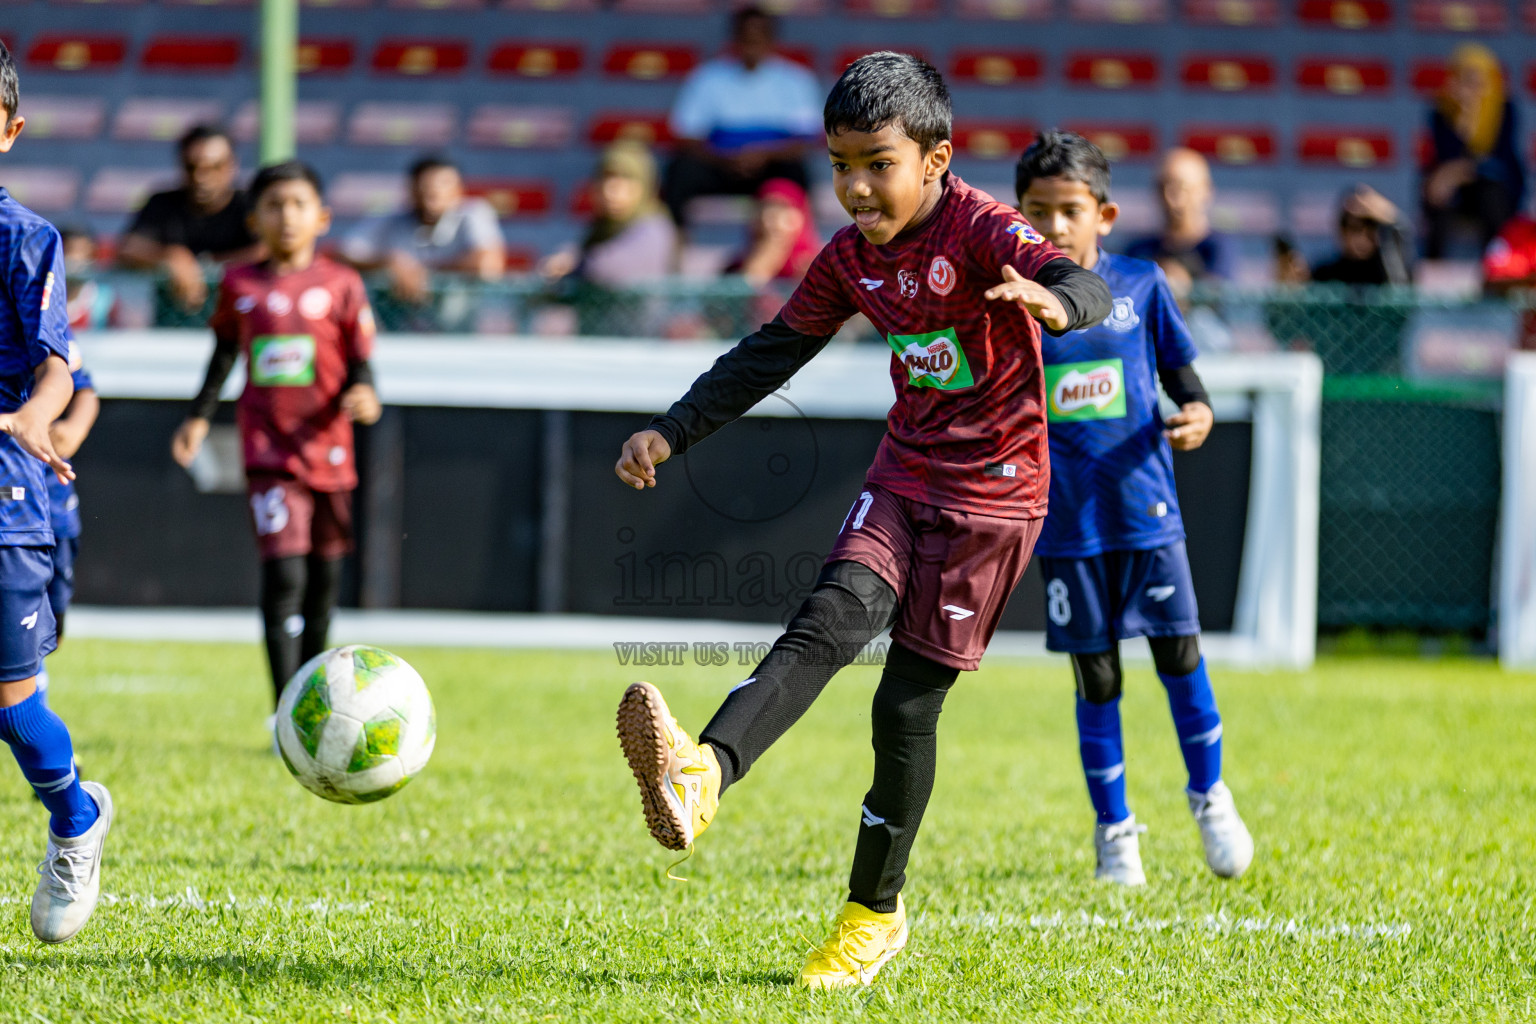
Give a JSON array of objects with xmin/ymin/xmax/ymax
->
[
  {"xmin": 826, "ymin": 483, "xmax": 1042, "ymax": 671},
  {"xmin": 247, "ymin": 473, "xmax": 355, "ymax": 562}
]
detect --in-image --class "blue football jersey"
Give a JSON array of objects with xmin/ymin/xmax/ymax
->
[
  {"xmin": 0, "ymin": 189, "xmax": 73, "ymax": 547},
  {"xmin": 47, "ymin": 360, "xmax": 92, "ymax": 541},
  {"xmin": 1036, "ymin": 251, "xmax": 1200, "ymax": 558}
]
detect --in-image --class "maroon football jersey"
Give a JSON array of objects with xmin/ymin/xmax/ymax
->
[
  {"xmin": 780, "ymin": 174, "xmax": 1069, "ymax": 519},
  {"xmin": 209, "ymin": 256, "xmax": 376, "ymax": 491}
]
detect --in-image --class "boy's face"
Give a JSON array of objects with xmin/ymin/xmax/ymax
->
[
  {"xmin": 250, "ymin": 179, "xmax": 330, "ymax": 257},
  {"xmin": 828, "ymin": 125, "xmax": 952, "ymax": 246},
  {"xmin": 1018, "ymin": 176, "xmax": 1117, "ymax": 267}
]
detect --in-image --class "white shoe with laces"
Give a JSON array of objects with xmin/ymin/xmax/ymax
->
[
  {"xmin": 1094, "ymin": 814, "xmax": 1148, "ymax": 885},
  {"xmin": 1188, "ymin": 780, "xmax": 1253, "ymax": 878},
  {"xmin": 31, "ymin": 780, "xmax": 113, "ymax": 944}
]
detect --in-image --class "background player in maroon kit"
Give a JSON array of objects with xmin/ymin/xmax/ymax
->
[
  {"xmin": 613, "ymin": 53, "xmax": 1110, "ymax": 988},
  {"xmin": 170, "ymin": 162, "xmax": 381, "ymax": 723}
]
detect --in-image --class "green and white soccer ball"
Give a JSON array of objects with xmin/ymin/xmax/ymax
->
[{"xmin": 275, "ymin": 645, "xmax": 436, "ymax": 804}]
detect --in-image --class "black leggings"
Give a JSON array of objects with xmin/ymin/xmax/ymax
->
[{"xmin": 260, "ymin": 554, "xmax": 343, "ymax": 707}]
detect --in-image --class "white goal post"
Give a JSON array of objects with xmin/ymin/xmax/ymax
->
[
  {"xmin": 79, "ymin": 332, "xmax": 1321, "ymax": 669},
  {"xmin": 1501, "ymin": 353, "xmax": 1536, "ymax": 670}
]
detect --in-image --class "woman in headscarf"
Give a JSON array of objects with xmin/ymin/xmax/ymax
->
[
  {"xmin": 543, "ymin": 142, "xmax": 677, "ymax": 288},
  {"xmin": 1423, "ymin": 43, "xmax": 1526, "ymax": 257},
  {"xmin": 725, "ymin": 178, "xmax": 821, "ymax": 287}
]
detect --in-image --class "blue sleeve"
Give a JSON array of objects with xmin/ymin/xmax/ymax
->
[
  {"xmin": 7, "ymin": 222, "xmax": 72, "ymax": 368},
  {"xmin": 70, "ymin": 367, "xmax": 94, "ymax": 392},
  {"xmin": 1148, "ymin": 267, "xmax": 1200, "ymax": 370}
]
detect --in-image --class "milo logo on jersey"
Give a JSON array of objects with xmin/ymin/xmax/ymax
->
[
  {"xmin": 1045, "ymin": 358, "xmax": 1126, "ymax": 421},
  {"xmin": 251, "ymin": 335, "xmax": 317, "ymax": 386},
  {"xmin": 887, "ymin": 327, "xmax": 975, "ymax": 390}
]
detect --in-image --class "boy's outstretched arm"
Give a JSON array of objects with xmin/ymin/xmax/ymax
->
[
  {"xmin": 984, "ymin": 258, "xmax": 1112, "ymax": 334},
  {"xmin": 0, "ymin": 356, "xmax": 76, "ymax": 483},
  {"xmin": 615, "ymin": 315, "xmax": 837, "ymax": 490}
]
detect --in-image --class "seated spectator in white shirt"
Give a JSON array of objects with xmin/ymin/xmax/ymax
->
[
  {"xmin": 344, "ymin": 155, "xmax": 506, "ymax": 303},
  {"xmin": 661, "ymin": 6, "xmax": 821, "ymax": 230},
  {"xmin": 542, "ymin": 142, "xmax": 678, "ymax": 289}
]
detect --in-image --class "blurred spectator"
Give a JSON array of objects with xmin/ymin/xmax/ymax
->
[
  {"xmin": 661, "ymin": 6, "xmax": 821, "ymax": 229},
  {"xmin": 1271, "ymin": 236, "xmax": 1311, "ymax": 287},
  {"xmin": 118, "ymin": 124, "xmax": 259, "ymax": 312},
  {"xmin": 1154, "ymin": 256, "xmax": 1234, "ymax": 353},
  {"xmin": 1125, "ymin": 148, "xmax": 1235, "ymax": 282},
  {"xmin": 1483, "ymin": 211, "xmax": 1536, "ymax": 349},
  {"xmin": 344, "ymin": 156, "xmax": 505, "ymax": 304},
  {"xmin": 541, "ymin": 143, "xmax": 677, "ymax": 289},
  {"xmin": 60, "ymin": 226, "xmax": 119, "ymax": 329},
  {"xmin": 1311, "ymin": 186, "xmax": 1413, "ymax": 287},
  {"xmin": 1422, "ymin": 43, "xmax": 1526, "ymax": 258},
  {"xmin": 725, "ymin": 178, "xmax": 820, "ymax": 287}
]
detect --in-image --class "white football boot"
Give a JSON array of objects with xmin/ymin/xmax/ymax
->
[
  {"xmin": 31, "ymin": 780, "xmax": 113, "ymax": 943},
  {"xmin": 1188, "ymin": 780, "xmax": 1253, "ymax": 878},
  {"xmin": 1094, "ymin": 814, "xmax": 1148, "ymax": 885}
]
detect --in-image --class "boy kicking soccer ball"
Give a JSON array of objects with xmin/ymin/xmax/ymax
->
[
  {"xmin": 614, "ymin": 54, "xmax": 1111, "ymax": 988},
  {"xmin": 0, "ymin": 41, "xmax": 114, "ymax": 943},
  {"xmin": 1014, "ymin": 131, "xmax": 1253, "ymax": 885},
  {"xmin": 172, "ymin": 162, "xmax": 380, "ymax": 721}
]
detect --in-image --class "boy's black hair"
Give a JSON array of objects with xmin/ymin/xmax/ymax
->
[
  {"xmin": 409, "ymin": 154, "xmax": 458, "ymax": 181},
  {"xmin": 1015, "ymin": 130, "xmax": 1112, "ymax": 205},
  {"xmin": 248, "ymin": 160, "xmax": 325, "ymax": 204},
  {"xmin": 824, "ymin": 52, "xmax": 951, "ymax": 152},
  {"xmin": 178, "ymin": 123, "xmax": 233, "ymax": 157},
  {"xmin": 0, "ymin": 42, "xmax": 18, "ymax": 128}
]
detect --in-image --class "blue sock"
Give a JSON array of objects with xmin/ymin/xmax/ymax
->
[
  {"xmin": 1159, "ymin": 656, "xmax": 1223, "ymax": 794},
  {"xmin": 0, "ymin": 689, "xmax": 97, "ymax": 837},
  {"xmin": 1076, "ymin": 696, "xmax": 1130, "ymax": 824}
]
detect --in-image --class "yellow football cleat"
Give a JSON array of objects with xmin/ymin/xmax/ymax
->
[
  {"xmin": 616, "ymin": 681, "xmax": 721, "ymax": 851},
  {"xmin": 799, "ymin": 897, "xmax": 908, "ymax": 990}
]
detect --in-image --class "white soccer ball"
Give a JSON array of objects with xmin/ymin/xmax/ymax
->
[{"xmin": 275, "ymin": 645, "xmax": 436, "ymax": 804}]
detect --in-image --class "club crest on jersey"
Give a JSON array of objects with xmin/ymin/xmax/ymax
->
[
  {"xmin": 886, "ymin": 327, "xmax": 975, "ymax": 391},
  {"xmin": 897, "ymin": 269, "xmax": 920, "ymax": 299},
  {"xmin": 1044, "ymin": 358, "xmax": 1127, "ymax": 421},
  {"xmin": 928, "ymin": 255, "xmax": 957, "ymax": 296},
  {"xmin": 1105, "ymin": 296, "xmax": 1141, "ymax": 333},
  {"xmin": 1006, "ymin": 221, "xmax": 1045, "ymax": 245},
  {"xmin": 266, "ymin": 291, "xmax": 294, "ymax": 316},
  {"xmin": 235, "ymin": 295, "xmax": 258, "ymax": 314},
  {"xmin": 299, "ymin": 286, "xmax": 333, "ymax": 320}
]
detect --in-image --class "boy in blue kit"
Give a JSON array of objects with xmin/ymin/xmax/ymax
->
[
  {"xmin": 37, "ymin": 346, "xmax": 98, "ymax": 692},
  {"xmin": 1015, "ymin": 131, "xmax": 1252, "ymax": 885},
  {"xmin": 0, "ymin": 42, "xmax": 114, "ymax": 942}
]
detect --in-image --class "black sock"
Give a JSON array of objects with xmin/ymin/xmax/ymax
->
[
  {"xmin": 848, "ymin": 642, "xmax": 959, "ymax": 913},
  {"xmin": 700, "ymin": 560, "xmax": 896, "ymax": 792},
  {"xmin": 301, "ymin": 555, "xmax": 343, "ymax": 664},
  {"xmin": 260, "ymin": 556, "xmax": 307, "ymax": 707}
]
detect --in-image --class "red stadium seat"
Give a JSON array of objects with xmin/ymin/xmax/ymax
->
[
  {"xmin": 1298, "ymin": 127, "xmax": 1394, "ymax": 167},
  {"xmin": 1295, "ymin": 0, "xmax": 1391, "ymax": 29},
  {"xmin": 833, "ymin": 47, "xmax": 930, "ymax": 74},
  {"xmin": 588, "ymin": 112, "xmax": 675, "ymax": 146},
  {"xmin": 1064, "ymin": 52, "xmax": 1160, "ymax": 90},
  {"xmin": 505, "ymin": 247, "xmax": 537, "ymax": 274},
  {"xmin": 1181, "ymin": 0, "xmax": 1278, "ymax": 24},
  {"xmin": 464, "ymin": 179, "xmax": 552, "ymax": 218},
  {"xmin": 843, "ymin": 0, "xmax": 941, "ymax": 18},
  {"xmin": 1181, "ymin": 55, "xmax": 1275, "ymax": 92},
  {"xmin": 501, "ymin": 0, "xmax": 599, "ymax": 10},
  {"xmin": 602, "ymin": 44, "xmax": 697, "ymax": 81},
  {"xmin": 85, "ymin": 168, "xmax": 175, "ymax": 214},
  {"xmin": 487, "ymin": 42, "xmax": 583, "ymax": 77},
  {"xmin": 22, "ymin": 96, "xmax": 106, "ymax": 139},
  {"xmin": 1410, "ymin": 0, "xmax": 1506, "ymax": 31},
  {"xmin": 953, "ymin": 0, "xmax": 1049, "ymax": 17},
  {"xmin": 2, "ymin": 167, "xmax": 80, "ymax": 212},
  {"xmin": 232, "ymin": 100, "xmax": 341, "ymax": 145},
  {"xmin": 26, "ymin": 36, "xmax": 127, "ymax": 72},
  {"xmin": 329, "ymin": 173, "xmax": 407, "ymax": 217},
  {"xmin": 776, "ymin": 46, "xmax": 816, "ymax": 69},
  {"xmin": 1181, "ymin": 124, "xmax": 1276, "ymax": 165},
  {"xmin": 952, "ymin": 120, "xmax": 1036, "ymax": 159},
  {"xmin": 387, "ymin": 0, "xmax": 484, "ymax": 10},
  {"xmin": 111, "ymin": 98, "xmax": 225, "ymax": 142},
  {"xmin": 613, "ymin": 0, "xmax": 713, "ymax": 12},
  {"xmin": 1410, "ymin": 60, "xmax": 1447, "ymax": 97},
  {"xmin": 347, "ymin": 102, "xmax": 458, "ymax": 146},
  {"xmin": 1528, "ymin": 64, "xmax": 1536, "ymax": 98},
  {"xmin": 297, "ymin": 39, "xmax": 354, "ymax": 75},
  {"xmin": 371, "ymin": 40, "xmax": 469, "ymax": 76},
  {"xmin": 142, "ymin": 37, "xmax": 242, "ymax": 73},
  {"xmin": 1295, "ymin": 58, "xmax": 1392, "ymax": 96},
  {"xmin": 1067, "ymin": 0, "xmax": 1167, "ymax": 22},
  {"xmin": 467, "ymin": 105, "xmax": 576, "ymax": 148},
  {"xmin": 1527, "ymin": 1, "xmax": 1536, "ymax": 32},
  {"xmin": 1064, "ymin": 122, "xmax": 1157, "ymax": 161},
  {"xmin": 950, "ymin": 50, "xmax": 1043, "ymax": 87}
]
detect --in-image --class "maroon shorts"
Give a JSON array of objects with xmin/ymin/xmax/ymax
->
[
  {"xmin": 247, "ymin": 474, "xmax": 354, "ymax": 562},
  {"xmin": 826, "ymin": 483, "xmax": 1042, "ymax": 671}
]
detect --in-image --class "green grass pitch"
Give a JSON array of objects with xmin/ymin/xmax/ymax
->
[{"xmin": 1, "ymin": 640, "xmax": 1532, "ymax": 1022}]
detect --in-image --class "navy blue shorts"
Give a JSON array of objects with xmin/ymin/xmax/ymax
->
[
  {"xmin": 47, "ymin": 536, "xmax": 77, "ymax": 622},
  {"xmin": 1039, "ymin": 541, "xmax": 1201, "ymax": 654},
  {"xmin": 0, "ymin": 546, "xmax": 57, "ymax": 682}
]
